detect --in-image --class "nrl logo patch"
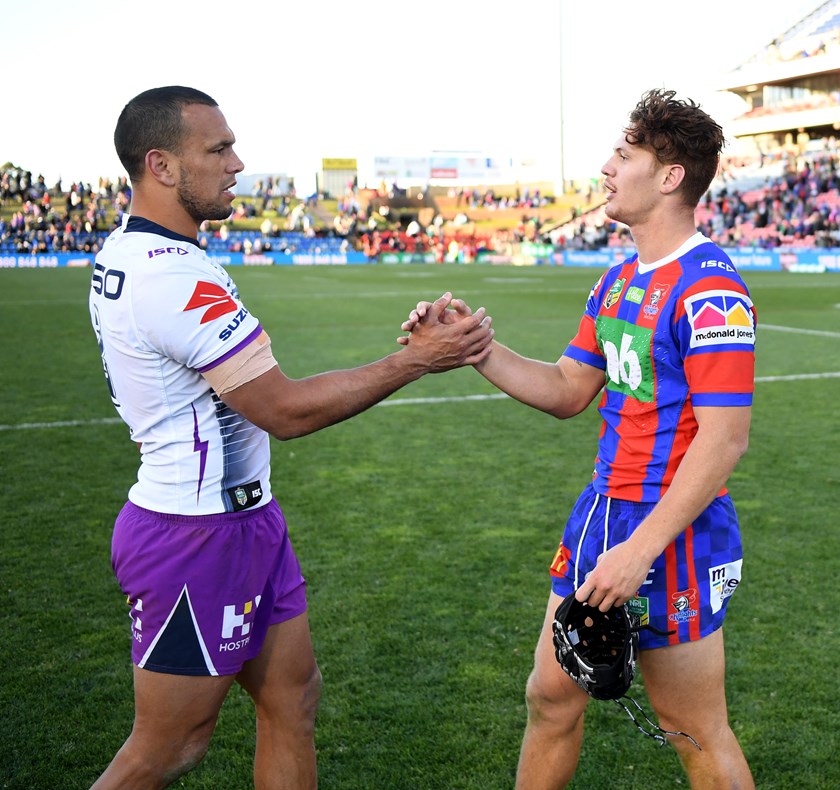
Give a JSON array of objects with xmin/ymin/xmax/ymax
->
[{"xmin": 603, "ymin": 278, "xmax": 625, "ymax": 309}]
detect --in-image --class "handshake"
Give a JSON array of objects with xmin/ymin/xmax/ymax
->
[{"xmin": 395, "ymin": 291, "xmax": 494, "ymax": 373}]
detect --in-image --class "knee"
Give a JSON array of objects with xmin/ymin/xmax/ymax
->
[
  {"xmin": 121, "ymin": 724, "xmax": 214, "ymax": 786},
  {"xmin": 656, "ymin": 710, "xmax": 731, "ymax": 758},
  {"xmin": 300, "ymin": 663, "xmax": 323, "ymax": 725},
  {"xmin": 256, "ymin": 661, "xmax": 323, "ymax": 735},
  {"xmin": 524, "ymin": 668, "xmax": 586, "ymax": 730},
  {"xmin": 163, "ymin": 735, "xmax": 212, "ymax": 783}
]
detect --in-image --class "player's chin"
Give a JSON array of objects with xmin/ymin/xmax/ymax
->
[{"xmin": 207, "ymin": 203, "xmax": 235, "ymax": 222}]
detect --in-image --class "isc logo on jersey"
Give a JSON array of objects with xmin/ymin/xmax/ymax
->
[
  {"xmin": 685, "ymin": 289, "xmax": 755, "ymax": 349},
  {"xmin": 147, "ymin": 246, "xmax": 189, "ymax": 258}
]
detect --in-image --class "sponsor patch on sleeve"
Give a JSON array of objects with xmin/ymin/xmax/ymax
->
[{"xmin": 685, "ymin": 289, "xmax": 755, "ymax": 349}]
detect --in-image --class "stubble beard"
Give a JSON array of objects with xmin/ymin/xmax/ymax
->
[{"xmin": 177, "ymin": 170, "xmax": 233, "ymax": 224}]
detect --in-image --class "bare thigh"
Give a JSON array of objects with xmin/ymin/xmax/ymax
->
[
  {"xmin": 131, "ymin": 667, "xmax": 235, "ymax": 748},
  {"xmin": 236, "ymin": 611, "xmax": 321, "ymax": 718},
  {"xmin": 639, "ymin": 629, "xmax": 729, "ymax": 741}
]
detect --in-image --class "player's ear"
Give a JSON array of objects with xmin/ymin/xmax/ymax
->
[
  {"xmin": 661, "ymin": 163, "xmax": 685, "ymax": 195},
  {"xmin": 146, "ymin": 149, "xmax": 177, "ymax": 187}
]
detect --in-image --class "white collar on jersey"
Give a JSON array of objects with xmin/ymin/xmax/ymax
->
[{"xmin": 636, "ymin": 232, "xmax": 709, "ymax": 274}]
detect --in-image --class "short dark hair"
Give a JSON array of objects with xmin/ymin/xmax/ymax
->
[
  {"xmin": 624, "ymin": 89, "xmax": 724, "ymax": 206},
  {"xmin": 114, "ymin": 86, "xmax": 218, "ymax": 181}
]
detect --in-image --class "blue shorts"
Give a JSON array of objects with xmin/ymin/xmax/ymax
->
[
  {"xmin": 112, "ymin": 498, "xmax": 307, "ymax": 676},
  {"xmin": 550, "ymin": 483, "xmax": 743, "ymax": 649}
]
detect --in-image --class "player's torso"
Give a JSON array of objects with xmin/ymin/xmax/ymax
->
[
  {"xmin": 89, "ymin": 216, "xmax": 271, "ymax": 515},
  {"xmin": 589, "ymin": 242, "xmax": 753, "ymax": 501}
]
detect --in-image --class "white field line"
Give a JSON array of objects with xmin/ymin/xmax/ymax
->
[
  {"xmin": 0, "ymin": 324, "xmax": 833, "ymax": 432},
  {"xmin": 1, "ymin": 371, "xmax": 838, "ymax": 432},
  {"xmin": 760, "ymin": 324, "xmax": 840, "ymax": 339}
]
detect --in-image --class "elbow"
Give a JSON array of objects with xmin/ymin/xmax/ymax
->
[
  {"xmin": 268, "ymin": 423, "xmax": 311, "ymax": 442},
  {"xmin": 546, "ymin": 397, "xmax": 593, "ymax": 421},
  {"xmin": 261, "ymin": 415, "xmax": 312, "ymax": 442},
  {"xmin": 732, "ymin": 420, "xmax": 751, "ymax": 461},
  {"xmin": 722, "ymin": 431, "xmax": 750, "ymax": 470},
  {"xmin": 552, "ymin": 404, "xmax": 589, "ymax": 420},
  {"xmin": 264, "ymin": 411, "xmax": 330, "ymax": 442}
]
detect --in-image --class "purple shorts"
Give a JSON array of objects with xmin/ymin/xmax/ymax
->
[
  {"xmin": 112, "ymin": 498, "xmax": 307, "ymax": 676},
  {"xmin": 550, "ymin": 483, "xmax": 744, "ymax": 649}
]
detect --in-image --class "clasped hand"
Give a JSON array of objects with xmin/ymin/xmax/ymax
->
[{"xmin": 396, "ymin": 292, "xmax": 494, "ymax": 369}]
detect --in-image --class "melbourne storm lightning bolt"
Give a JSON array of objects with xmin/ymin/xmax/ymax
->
[{"xmin": 191, "ymin": 403, "xmax": 209, "ymax": 504}]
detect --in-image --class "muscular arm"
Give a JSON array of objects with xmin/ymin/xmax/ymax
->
[
  {"xmin": 219, "ymin": 352, "xmax": 433, "ymax": 440},
  {"xmin": 211, "ymin": 294, "xmax": 493, "ymax": 440},
  {"xmin": 575, "ymin": 404, "xmax": 752, "ymax": 610}
]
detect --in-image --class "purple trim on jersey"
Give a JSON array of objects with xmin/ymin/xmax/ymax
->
[
  {"xmin": 125, "ymin": 215, "xmax": 201, "ymax": 248},
  {"xmin": 191, "ymin": 403, "xmax": 209, "ymax": 504},
  {"xmin": 197, "ymin": 324, "xmax": 264, "ymax": 373}
]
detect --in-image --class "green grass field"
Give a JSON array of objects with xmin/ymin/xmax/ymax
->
[{"xmin": 1, "ymin": 263, "xmax": 839, "ymax": 789}]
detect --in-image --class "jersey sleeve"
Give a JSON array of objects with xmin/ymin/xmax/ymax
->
[
  {"xmin": 133, "ymin": 254, "xmax": 262, "ymax": 371},
  {"xmin": 564, "ymin": 314, "xmax": 606, "ymax": 369},
  {"xmin": 563, "ymin": 271, "xmax": 608, "ymax": 369},
  {"xmin": 675, "ymin": 275, "xmax": 757, "ymax": 407}
]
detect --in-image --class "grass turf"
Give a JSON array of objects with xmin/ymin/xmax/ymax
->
[{"xmin": 1, "ymin": 264, "xmax": 839, "ymax": 788}]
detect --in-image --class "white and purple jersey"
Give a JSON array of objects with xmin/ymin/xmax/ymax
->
[{"xmin": 89, "ymin": 214, "xmax": 271, "ymax": 515}]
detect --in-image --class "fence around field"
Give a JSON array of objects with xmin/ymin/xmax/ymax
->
[{"xmin": 3, "ymin": 245, "xmax": 840, "ymax": 272}]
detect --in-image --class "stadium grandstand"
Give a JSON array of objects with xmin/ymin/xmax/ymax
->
[{"xmin": 3, "ymin": 0, "xmax": 840, "ymax": 270}]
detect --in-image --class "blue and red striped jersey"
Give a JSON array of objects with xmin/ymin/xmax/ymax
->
[{"xmin": 564, "ymin": 233, "xmax": 757, "ymax": 502}]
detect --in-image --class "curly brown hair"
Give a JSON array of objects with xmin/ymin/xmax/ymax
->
[{"xmin": 624, "ymin": 89, "xmax": 724, "ymax": 207}]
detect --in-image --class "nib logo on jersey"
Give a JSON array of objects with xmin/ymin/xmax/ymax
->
[
  {"xmin": 184, "ymin": 280, "xmax": 251, "ymax": 340},
  {"xmin": 220, "ymin": 595, "xmax": 262, "ymax": 652},
  {"xmin": 685, "ymin": 289, "xmax": 755, "ymax": 349}
]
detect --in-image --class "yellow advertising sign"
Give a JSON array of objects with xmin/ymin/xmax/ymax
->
[{"xmin": 322, "ymin": 158, "xmax": 357, "ymax": 171}]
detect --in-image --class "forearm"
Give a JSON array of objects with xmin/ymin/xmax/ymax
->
[
  {"xmin": 227, "ymin": 351, "xmax": 427, "ymax": 441},
  {"xmin": 624, "ymin": 417, "xmax": 749, "ymax": 564},
  {"xmin": 275, "ymin": 352, "xmax": 426, "ymax": 438},
  {"xmin": 475, "ymin": 342, "xmax": 600, "ymax": 418},
  {"xmin": 223, "ymin": 293, "xmax": 494, "ymax": 440}
]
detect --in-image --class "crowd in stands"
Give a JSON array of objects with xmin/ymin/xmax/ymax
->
[
  {"xmin": 0, "ymin": 165, "xmax": 129, "ymax": 255},
  {"xmin": 556, "ymin": 141, "xmax": 840, "ymax": 251},
  {"xmin": 5, "ymin": 139, "xmax": 840, "ymax": 259},
  {"xmin": 695, "ymin": 146, "xmax": 840, "ymax": 248},
  {"xmin": 451, "ymin": 185, "xmax": 554, "ymax": 211}
]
